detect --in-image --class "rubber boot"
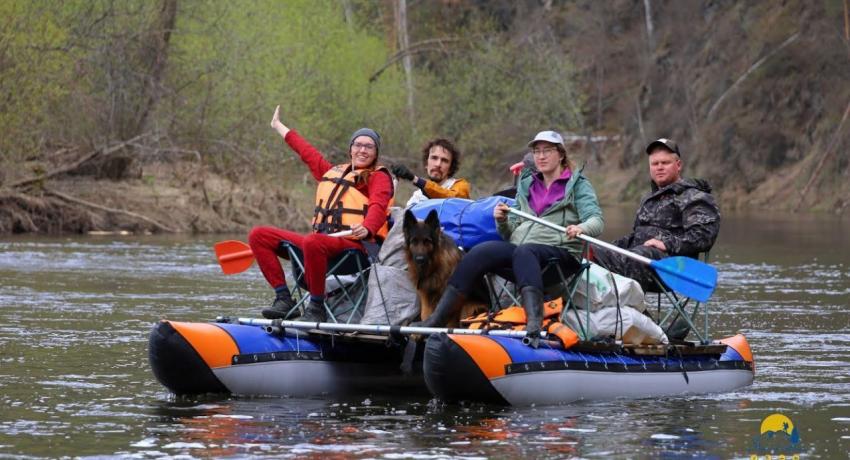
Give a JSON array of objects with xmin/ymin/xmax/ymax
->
[
  {"xmin": 262, "ymin": 294, "xmax": 296, "ymax": 319},
  {"xmin": 667, "ymin": 314, "xmax": 691, "ymax": 341},
  {"xmin": 520, "ymin": 285, "xmax": 544, "ymax": 348},
  {"xmin": 412, "ymin": 285, "xmax": 466, "ymax": 328},
  {"xmin": 299, "ymin": 299, "xmax": 327, "ymax": 324}
]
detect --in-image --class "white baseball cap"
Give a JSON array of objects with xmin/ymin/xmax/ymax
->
[{"xmin": 528, "ymin": 130, "xmax": 566, "ymax": 150}]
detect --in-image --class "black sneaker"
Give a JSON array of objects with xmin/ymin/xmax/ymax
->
[
  {"xmin": 262, "ymin": 296, "xmax": 296, "ymax": 319},
  {"xmin": 299, "ymin": 301, "xmax": 327, "ymax": 323}
]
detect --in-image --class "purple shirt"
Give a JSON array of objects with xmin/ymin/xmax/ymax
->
[{"xmin": 528, "ymin": 168, "xmax": 573, "ymax": 215}]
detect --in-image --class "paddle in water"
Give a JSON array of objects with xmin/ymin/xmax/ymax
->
[
  {"xmin": 214, "ymin": 230, "xmax": 353, "ymax": 275},
  {"xmin": 507, "ymin": 208, "xmax": 717, "ymax": 302}
]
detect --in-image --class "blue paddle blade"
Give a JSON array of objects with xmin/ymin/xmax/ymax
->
[{"xmin": 650, "ymin": 256, "xmax": 718, "ymax": 302}]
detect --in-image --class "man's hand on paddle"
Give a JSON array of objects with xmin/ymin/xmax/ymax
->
[
  {"xmin": 270, "ymin": 105, "xmax": 290, "ymax": 138},
  {"xmin": 643, "ymin": 238, "xmax": 667, "ymax": 252}
]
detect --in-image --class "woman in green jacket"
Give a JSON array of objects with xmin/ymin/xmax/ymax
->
[{"xmin": 415, "ymin": 131, "xmax": 604, "ymax": 345}]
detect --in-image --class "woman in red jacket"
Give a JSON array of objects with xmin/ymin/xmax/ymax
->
[{"xmin": 249, "ymin": 106, "xmax": 393, "ymax": 322}]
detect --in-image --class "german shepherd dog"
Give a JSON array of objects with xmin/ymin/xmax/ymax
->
[{"xmin": 402, "ymin": 209, "xmax": 482, "ymax": 327}]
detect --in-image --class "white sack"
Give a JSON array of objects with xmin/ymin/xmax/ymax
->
[
  {"xmin": 562, "ymin": 306, "xmax": 668, "ymax": 345},
  {"xmin": 568, "ymin": 261, "xmax": 646, "ymax": 312}
]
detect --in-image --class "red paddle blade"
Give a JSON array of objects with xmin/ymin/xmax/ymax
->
[{"xmin": 214, "ymin": 240, "xmax": 255, "ymax": 275}]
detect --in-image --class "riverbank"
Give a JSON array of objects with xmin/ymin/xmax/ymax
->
[{"xmin": 1, "ymin": 155, "xmax": 847, "ymax": 235}]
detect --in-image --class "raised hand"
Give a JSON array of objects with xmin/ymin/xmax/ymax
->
[
  {"xmin": 270, "ymin": 105, "xmax": 290, "ymax": 138},
  {"xmin": 391, "ymin": 164, "xmax": 415, "ymax": 181}
]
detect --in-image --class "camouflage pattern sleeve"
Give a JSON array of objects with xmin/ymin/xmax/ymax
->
[
  {"xmin": 612, "ymin": 232, "xmax": 635, "ymax": 249},
  {"xmin": 660, "ymin": 189, "xmax": 720, "ymax": 255}
]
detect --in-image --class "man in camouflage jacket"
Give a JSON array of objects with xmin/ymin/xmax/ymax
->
[{"xmin": 593, "ymin": 138, "xmax": 720, "ymax": 290}]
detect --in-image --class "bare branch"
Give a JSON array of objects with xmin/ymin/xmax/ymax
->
[
  {"xmin": 845, "ymin": 0, "xmax": 849, "ymax": 43},
  {"xmin": 643, "ymin": 0, "xmax": 655, "ymax": 55},
  {"xmin": 7, "ymin": 133, "xmax": 153, "ymax": 190},
  {"xmin": 396, "ymin": 0, "xmax": 415, "ymax": 126},
  {"xmin": 706, "ymin": 32, "xmax": 799, "ymax": 120},
  {"xmin": 134, "ymin": 0, "xmax": 178, "ymax": 134},
  {"xmin": 369, "ymin": 37, "xmax": 464, "ymax": 82},
  {"xmin": 794, "ymin": 100, "xmax": 850, "ymax": 212},
  {"xmin": 43, "ymin": 188, "xmax": 177, "ymax": 233}
]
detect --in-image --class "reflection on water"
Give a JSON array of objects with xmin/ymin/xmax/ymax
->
[{"xmin": 0, "ymin": 210, "xmax": 849, "ymax": 458}]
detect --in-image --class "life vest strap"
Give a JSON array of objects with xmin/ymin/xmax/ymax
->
[
  {"xmin": 321, "ymin": 176, "xmax": 358, "ymax": 187},
  {"xmin": 546, "ymin": 321, "xmax": 579, "ymax": 349},
  {"xmin": 313, "ymin": 222, "xmax": 352, "ymax": 234},
  {"xmin": 311, "ymin": 163, "xmax": 391, "ymax": 242},
  {"xmin": 462, "ymin": 298, "xmax": 566, "ymax": 332}
]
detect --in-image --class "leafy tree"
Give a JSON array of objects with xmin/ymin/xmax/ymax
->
[{"xmin": 0, "ymin": 0, "xmax": 74, "ymax": 166}]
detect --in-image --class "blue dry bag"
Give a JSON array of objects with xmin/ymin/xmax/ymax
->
[{"xmin": 409, "ymin": 196, "xmax": 516, "ymax": 250}]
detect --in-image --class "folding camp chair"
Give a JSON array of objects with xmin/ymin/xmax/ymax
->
[
  {"xmin": 645, "ymin": 251, "xmax": 712, "ymax": 344},
  {"xmin": 539, "ymin": 244, "xmax": 599, "ymax": 341},
  {"xmin": 278, "ymin": 241, "xmax": 375, "ymax": 324},
  {"xmin": 481, "ymin": 244, "xmax": 596, "ymax": 340}
]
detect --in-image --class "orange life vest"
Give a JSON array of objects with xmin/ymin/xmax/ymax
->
[
  {"xmin": 461, "ymin": 297, "xmax": 579, "ymax": 348},
  {"xmin": 312, "ymin": 163, "xmax": 392, "ymax": 240}
]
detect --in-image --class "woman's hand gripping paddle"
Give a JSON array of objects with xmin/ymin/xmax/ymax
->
[
  {"xmin": 213, "ymin": 230, "xmax": 353, "ymax": 275},
  {"xmin": 506, "ymin": 208, "xmax": 717, "ymax": 302}
]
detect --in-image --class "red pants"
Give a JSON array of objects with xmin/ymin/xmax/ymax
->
[{"xmin": 248, "ymin": 226, "xmax": 365, "ymax": 297}]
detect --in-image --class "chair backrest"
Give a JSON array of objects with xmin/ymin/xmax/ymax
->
[
  {"xmin": 278, "ymin": 240, "xmax": 375, "ymax": 324},
  {"xmin": 279, "ymin": 241, "xmax": 372, "ymax": 290}
]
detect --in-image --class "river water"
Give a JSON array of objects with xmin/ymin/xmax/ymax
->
[{"xmin": 0, "ymin": 209, "xmax": 848, "ymax": 459}]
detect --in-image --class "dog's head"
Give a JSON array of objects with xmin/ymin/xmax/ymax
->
[{"xmin": 403, "ymin": 209, "xmax": 442, "ymax": 270}]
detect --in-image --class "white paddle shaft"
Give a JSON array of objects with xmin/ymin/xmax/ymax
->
[
  {"xmin": 506, "ymin": 208, "xmax": 652, "ymax": 265},
  {"xmin": 328, "ymin": 230, "xmax": 354, "ymax": 237},
  {"xmin": 230, "ymin": 317, "xmax": 547, "ymax": 339}
]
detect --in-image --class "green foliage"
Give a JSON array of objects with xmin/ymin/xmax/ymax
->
[
  {"xmin": 0, "ymin": 0, "xmax": 74, "ymax": 163},
  {"xmin": 1, "ymin": 0, "xmax": 585, "ymax": 194},
  {"xmin": 409, "ymin": 39, "xmax": 584, "ymax": 182},
  {"xmin": 168, "ymin": 0, "xmax": 407, "ymax": 175}
]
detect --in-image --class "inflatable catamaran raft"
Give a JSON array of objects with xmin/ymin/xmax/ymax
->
[
  {"xmin": 149, "ymin": 316, "xmax": 754, "ymax": 404},
  {"xmin": 423, "ymin": 332, "xmax": 753, "ymax": 406},
  {"xmin": 149, "ymin": 198, "xmax": 754, "ymax": 404}
]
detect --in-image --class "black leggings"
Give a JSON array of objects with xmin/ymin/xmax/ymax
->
[{"xmin": 447, "ymin": 240, "xmax": 581, "ymax": 296}]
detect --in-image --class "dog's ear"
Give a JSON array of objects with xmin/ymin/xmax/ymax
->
[
  {"xmin": 403, "ymin": 209, "xmax": 418, "ymax": 235},
  {"xmin": 424, "ymin": 209, "xmax": 441, "ymax": 233}
]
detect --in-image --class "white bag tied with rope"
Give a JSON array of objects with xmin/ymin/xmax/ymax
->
[
  {"xmin": 561, "ymin": 261, "xmax": 668, "ymax": 345},
  {"xmin": 567, "ymin": 261, "xmax": 646, "ymax": 312},
  {"xmin": 562, "ymin": 306, "xmax": 668, "ymax": 345}
]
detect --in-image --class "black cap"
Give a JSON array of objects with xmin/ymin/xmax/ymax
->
[{"xmin": 646, "ymin": 138, "xmax": 680, "ymax": 156}]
